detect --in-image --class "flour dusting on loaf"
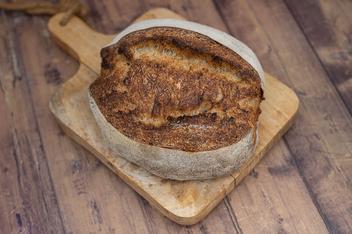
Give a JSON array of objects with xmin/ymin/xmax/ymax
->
[{"xmin": 89, "ymin": 19, "xmax": 264, "ymax": 180}]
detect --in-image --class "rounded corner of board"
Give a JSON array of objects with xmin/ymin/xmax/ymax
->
[
  {"xmin": 166, "ymin": 212, "xmax": 206, "ymax": 226},
  {"xmin": 48, "ymin": 13, "xmax": 65, "ymax": 32},
  {"xmin": 286, "ymin": 87, "xmax": 300, "ymax": 118}
]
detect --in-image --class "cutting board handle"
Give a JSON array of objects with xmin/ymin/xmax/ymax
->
[{"xmin": 48, "ymin": 13, "xmax": 113, "ymax": 73}]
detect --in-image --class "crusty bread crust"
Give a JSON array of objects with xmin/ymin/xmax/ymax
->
[
  {"xmin": 90, "ymin": 23, "xmax": 263, "ymax": 152},
  {"xmin": 88, "ymin": 19, "xmax": 264, "ymax": 180}
]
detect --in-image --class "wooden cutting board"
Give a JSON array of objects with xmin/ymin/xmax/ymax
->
[{"xmin": 48, "ymin": 8, "xmax": 299, "ymax": 225}]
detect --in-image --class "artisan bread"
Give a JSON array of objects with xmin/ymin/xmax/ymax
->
[{"xmin": 89, "ymin": 19, "xmax": 264, "ymax": 180}]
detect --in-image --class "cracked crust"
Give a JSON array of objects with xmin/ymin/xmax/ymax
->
[{"xmin": 90, "ymin": 25, "xmax": 263, "ymax": 152}]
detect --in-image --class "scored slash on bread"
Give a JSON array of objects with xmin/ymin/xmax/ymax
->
[{"xmin": 88, "ymin": 19, "xmax": 264, "ymax": 180}]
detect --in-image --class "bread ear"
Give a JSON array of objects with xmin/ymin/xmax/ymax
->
[{"xmin": 106, "ymin": 19, "xmax": 264, "ymax": 89}]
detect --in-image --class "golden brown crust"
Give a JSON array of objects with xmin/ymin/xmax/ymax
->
[{"xmin": 90, "ymin": 27, "xmax": 263, "ymax": 152}]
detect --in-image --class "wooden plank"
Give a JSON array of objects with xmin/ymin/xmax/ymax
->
[
  {"xmin": 0, "ymin": 12, "xmax": 65, "ymax": 234},
  {"xmin": 215, "ymin": 0, "xmax": 352, "ymax": 232},
  {"xmin": 284, "ymin": 0, "xmax": 352, "ymax": 113}
]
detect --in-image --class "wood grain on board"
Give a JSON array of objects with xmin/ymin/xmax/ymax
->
[
  {"xmin": 48, "ymin": 8, "xmax": 299, "ymax": 225},
  {"xmin": 0, "ymin": 0, "xmax": 351, "ymax": 233}
]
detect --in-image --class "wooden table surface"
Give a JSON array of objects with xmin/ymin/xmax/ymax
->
[{"xmin": 0, "ymin": 0, "xmax": 351, "ymax": 233}]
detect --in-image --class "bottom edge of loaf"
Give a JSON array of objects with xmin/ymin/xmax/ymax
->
[{"xmin": 88, "ymin": 91, "xmax": 258, "ymax": 181}]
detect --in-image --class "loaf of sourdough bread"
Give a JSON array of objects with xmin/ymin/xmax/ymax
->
[{"xmin": 88, "ymin": 19, "xmax": 264, "ymax": 180}]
